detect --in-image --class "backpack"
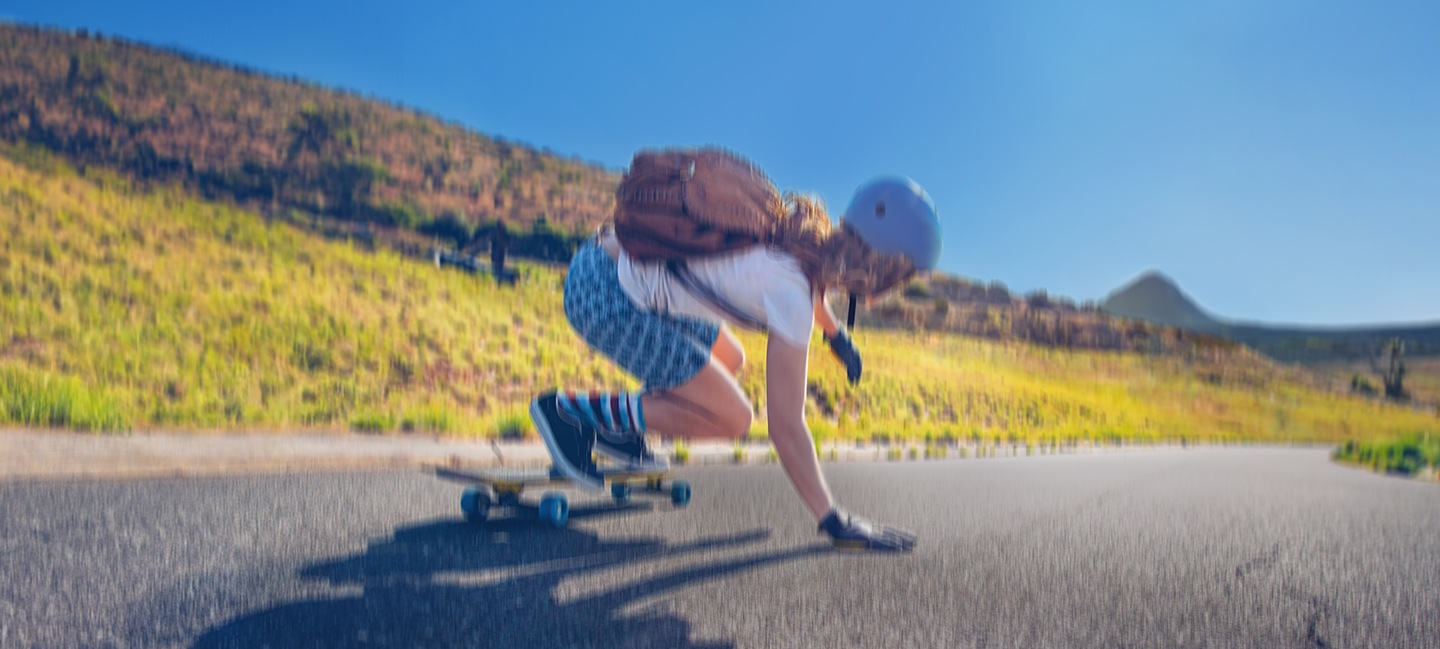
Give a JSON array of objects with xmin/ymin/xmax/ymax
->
[{"xmin": 612, "ymin": 147, "xmax": 784, "ymax": 261}]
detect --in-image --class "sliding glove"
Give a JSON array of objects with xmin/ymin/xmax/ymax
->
[
  {"xmin": 818, "ymin": 509, "xmax": 916, "ymax": 552},
  {"xmin": 825, "ymin": 330, "xmax": 863, "ymax": 385}
]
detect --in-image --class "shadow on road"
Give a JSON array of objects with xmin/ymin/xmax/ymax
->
[{"xmin": 192, "ymin": 502, "xmax": 828, "ymax": 648}]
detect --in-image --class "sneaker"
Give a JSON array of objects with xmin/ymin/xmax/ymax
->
[
  {"xmin": 530, "ymin": 391, "xmax": 603, "ymax": 491},
  {"xmin": 594, "ymin": 431, "xmax": 670, "ymax": 472},
  {"xmin": 818, "ymin": 509, "xmax": 917, "ymax": 552}
]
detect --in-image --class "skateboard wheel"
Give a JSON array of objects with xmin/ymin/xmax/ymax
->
[
  {"xmin": 461, "ymin": 487, "xmax": 492, "ymax": 523},
  {"xmin": 611, "ymin": 483, "xmax": 632, "ymax": 504},
  {"xmin": 670, "ymin": 481, "xmax": 692, "ymax": 507},
  {"xmin": 539, "ymin": 491, "xmax": 569, "ymax": 527}
]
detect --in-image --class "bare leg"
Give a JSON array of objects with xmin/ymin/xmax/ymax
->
[
  {"xmin": 641, "ymin": 358, "xmax": 752, "ymax": 440},
  {"xmin": 710, "ymin": 325, "xmax": 745, "ymax": 377}
]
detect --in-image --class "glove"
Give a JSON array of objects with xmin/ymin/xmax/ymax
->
[
  {"xmin": 825, "ymin": 329, "xmax": 862, "ymax": 385},
  {"xmin": 818, "ymin": 509, "xmax": 916, "ymax": 552}
]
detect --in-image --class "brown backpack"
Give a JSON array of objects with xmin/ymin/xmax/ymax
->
[{"xmin": 612, "ymin": 147, "xmax": 785, "ymax": 261}]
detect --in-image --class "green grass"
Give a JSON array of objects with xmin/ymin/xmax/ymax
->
[
  {"xmin": 1, "ymin": 147, "xmax": 1436, "ymax": 450},
  {"xmin": 0, "ymin": 365, "xmax": 129, "ymax": 433},
  {"xmin": 1333, "ymin": 433, "xmax": 1440, "ymax": 476}
]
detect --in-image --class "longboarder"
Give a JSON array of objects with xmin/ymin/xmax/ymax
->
[{"xmin": 531, "ymin": 149, "xmax": 941, "ymax": 551}]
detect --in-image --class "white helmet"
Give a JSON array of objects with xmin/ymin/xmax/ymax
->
[{"xmin": 840, "ymin": 176, "xmax": 942, "ymax": 271}]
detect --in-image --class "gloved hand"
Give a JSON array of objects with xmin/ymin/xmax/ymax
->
[
  {"xmin": 818, "ymin": 509, "xmax": 916, "ymax": 552},
  {"xmin": 824, "ymin": 329, "xmax": 862, "ymax": 385}
]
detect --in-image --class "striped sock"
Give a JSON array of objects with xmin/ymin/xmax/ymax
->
[{"xmin": 557, "ymin": 391, "xmax": 645, "ymax": 437}]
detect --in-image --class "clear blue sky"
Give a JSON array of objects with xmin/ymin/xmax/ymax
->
[{"xmin": 7, "ymin": 1, "xmax": 1438, "ymax": 326}]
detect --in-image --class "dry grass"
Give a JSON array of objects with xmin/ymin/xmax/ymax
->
[{"xmin": 2, "ymin": 147, "xmax": 1435, "ymax": 447}]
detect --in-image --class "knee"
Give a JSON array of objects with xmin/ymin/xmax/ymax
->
[
  {"xmin": 713, "ymin": 331, "xmax": 745, "ymax": 376},
  {"xmin": 722, "ymin": 400, "xmax": 754, "ymax": 439},
  {"xmin": 727, "ymin": 348, "xmax": 746, "ymax": 376}
]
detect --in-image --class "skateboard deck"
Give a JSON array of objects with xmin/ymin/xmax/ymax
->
[{"xmin": 432, "ymin": 464, "xmax": 692, "ymax": 527}]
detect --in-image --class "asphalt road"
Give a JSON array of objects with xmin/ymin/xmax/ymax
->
[{"xmin": 2, "ymin": 447, "xmax": 1437, "ymax": 648}]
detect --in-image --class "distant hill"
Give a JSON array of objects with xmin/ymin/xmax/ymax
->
[
  {"xmin": 1101, "ymin": 271, "xmax": 1440, "ymax": 363},
  {"xmin": 1101, "ymin": 271, "xmax": 1224, "ymax": 334}
]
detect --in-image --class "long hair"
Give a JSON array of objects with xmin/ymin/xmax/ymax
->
[{"xmin": 770, "ymin": 192, "xmax": 917, "ymax": 297}]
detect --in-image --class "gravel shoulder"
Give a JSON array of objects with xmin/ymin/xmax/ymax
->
[
  {"xmin": 0, "ymin": 429, "xmax": 555, "ymax": 481},
  {"xmin": 0, "ymin": 429, "xmax": 776, "ymax": 481}
]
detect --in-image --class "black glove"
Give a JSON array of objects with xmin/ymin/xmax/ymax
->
[
  {"xmin": 825, "ymin": 329, "xmax": 862, "ymax": 385},
  {"xmin": 818, "ymin": 509, "xmax": 916, "ymax": 552}
]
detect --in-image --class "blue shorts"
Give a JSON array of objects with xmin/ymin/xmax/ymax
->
[{"xmin": 564, "ymin": 241, "xmax": 720, "ymax": 391}]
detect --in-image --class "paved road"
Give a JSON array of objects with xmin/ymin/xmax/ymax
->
[{"xmin": 2, "ymin": 448, "xmax": 1437, "ymax": 648}]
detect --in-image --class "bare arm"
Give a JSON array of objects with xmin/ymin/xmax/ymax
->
[
  {"xmin": 766, "ymin": 335, "xmax": 835, "ymax": 521},
  {"xmin": 813, "ymin": 295, "xmax": 841, "ymax": 338}
]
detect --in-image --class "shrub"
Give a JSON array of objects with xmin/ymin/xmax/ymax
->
[
  {"xmin": 400, "ymin": 401, "xmax": 456, "ymax": 434},
  {"xmin": 1350, "ymin": 374, "xmax": 1377, "ymax": 396},
  {"xmin": 350, "ymin": 410, "xmax": 395, "ymax": 434},
  {"xmin": 494, "ymin": 410, "xmax": 531, "ymax": 441},
  {"xmin": 1335, "ymin": 433, "xmax": 1438, "ymax": 475},
  {"xmin": 0, "ymin": 366, "xmax": 130, "ymax": 433}
]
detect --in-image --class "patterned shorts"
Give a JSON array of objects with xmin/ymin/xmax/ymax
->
[{"xmin": 564, "ymin": 241, "xmax": 720, "ymax": 391}]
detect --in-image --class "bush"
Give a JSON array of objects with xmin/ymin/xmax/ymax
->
[
  {"xmin": 0, "ymin": 366, "xmax": 130, "ymax": 433},
  {"xmin": 418, "ymin": 211, "xmax": 472, "ymax": 249},
  {"xmin": 1350, "ymin": 374, "xmax": 1377, "ymax": 396},
  {"xmin": 400, "ymin": 402, "xmax": 456, "ymax": 434},
  {"xmin": 350, "ymin": 410, "xmax": 395, "ymax": 434},
  {"xmin": 1334, "ymin": 434, "xmax": 1439, "ymax": 475},
  {"xmin": 494, "ymin": 410, "xmax": 531, "ymax": 441}
]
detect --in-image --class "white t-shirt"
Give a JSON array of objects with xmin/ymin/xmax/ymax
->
[{"xmin": 615, "ymin": 245, "xmax": 816, "ymax": 348}]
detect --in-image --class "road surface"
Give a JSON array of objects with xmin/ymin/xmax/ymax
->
[{"xmin": 2, "ymin": 447, "xmax": 1437, "ymax": 648}]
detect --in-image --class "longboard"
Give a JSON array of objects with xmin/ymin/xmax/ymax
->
[{"xmin": 432, "ymin": 464, "xmax": 692, "ymax": 527}]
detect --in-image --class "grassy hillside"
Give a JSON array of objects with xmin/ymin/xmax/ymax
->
[
  {"xmin": 1, "ymin": 22, "xmax": 1335, "ymax": 364},
  {"xmin": 1307, "ymin": 357, "xmax": 1440, "ymax": 408},
  {"xmin": 3, "ymin": 145, "xmax": 1435, "ymax": 451},
  {"xmin": 0, "ymin": 23, "xmax": 618, "ymax": 243}
]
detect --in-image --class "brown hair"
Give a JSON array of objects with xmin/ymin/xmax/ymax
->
[{"xmin": 770, "ymin": 193, "xmax": 917, "ymax": 296}]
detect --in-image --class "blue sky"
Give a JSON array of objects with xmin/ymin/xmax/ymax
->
[{"xmin": 7, "ymin": 1, "xmax": 1438, "ymax": 326}]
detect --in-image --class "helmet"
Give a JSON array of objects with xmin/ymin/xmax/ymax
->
[{"xmin": 839, "ymin": 176, "xmax": 942, "ymax": 271}]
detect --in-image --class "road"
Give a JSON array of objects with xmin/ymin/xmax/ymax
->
[{"xmin": 2, "ymin": 447, "xmax": 1437, "ymax": 648}]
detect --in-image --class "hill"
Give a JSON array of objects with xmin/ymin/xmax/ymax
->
[
  {"xmin": 1, "ymin": 22, "xmax": 1258, "ymax": 360},
  {"xmin": 1, "ymin": 22, "xmax": 1434, "ymax": 452},
  {"xmin": 3, "ymin": 147, "xmax": 1435, "ymax": 447},
  {"xmin": 1101, "ymin": 271, "xmax": 1224, "ymax": 333},
  {"xmin": 0, "ymin": 23, "xmax": 617, "ymax": 248},
  {"xmin": 1102, "ymin": 271, "xmax": 1440, "ymax": 364}
]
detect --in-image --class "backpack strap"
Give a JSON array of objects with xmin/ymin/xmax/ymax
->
[{"xmin": 664, "ymin": 260, "xmax": 769, "ymax": 333}]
